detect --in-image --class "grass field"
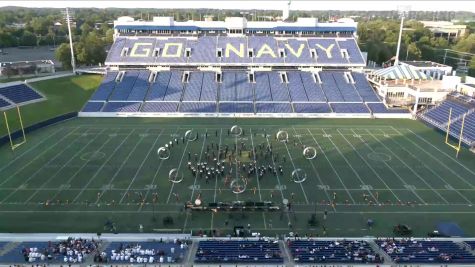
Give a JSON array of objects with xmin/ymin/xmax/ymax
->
[
  {"xmin": 0, "ymin": 117, "xmax": 474, "ymax": 237},
  {"xmin": 1, "ymin": 74, "xmax": 101, "ymax": 136}
]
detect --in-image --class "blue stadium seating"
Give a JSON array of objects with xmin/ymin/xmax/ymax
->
[
  {"xmin": 287, "ymin": 71, "xmax": 309, "ymax": 102},
  {"xmin": 142, "ymin": 102, "xmax": 179, "ymax": 112},
  {"xmin": 163, "ymin": 71, "xmax": 184, "ymax": 101},
  {"xmin": 331, "ymin": 72, "xmax": 362, "ymax": 102},
  {"xmin": 146, "ymin": 71, "xmax": 171, "ymax": 101},
  {"xmin": 352, "ymin": 72, "xmax": 381, "ymax": 102},
  {"xmin": 127, "ymin": 71, "xmax": 150, "ymax": 101},
  {"xmin": 0, "ymin": 98, "xmax": 12, "ymax": 108},
  {"xmin": 183, "ymin": 72, "xmax": 203, "ymax": 101},
  {"xmin": 377, "ymin": 239, "xmax": 475, "ymax": 264},
  {"xmin": 367, "ymin": 103, "xmax": 409, "ymax": 113},
  {"xmin": 423, "ymin": 100, "xmax": 470, "ymax": 126},
  {"xmin": 109, "ymin": 71, "xmax": 140, "ymax": 101},
  {"xmin": 300, "ymin": 72, "xmax": 327, "ymax": 102},
  {"xmin": 107, "ymin": 241, "xmax": 188, "ymax": 264},
  {"xmin": 319, "ymin": 72, "xmax": 344, "ymax": 102},
  {"xmin": 180, "ymin": 102, "xmax": 217, "ymax": 113},
  {"xmin": 337, "ymin": 39, "xmax": 366, "ymax": 64},
  {"xmin": 219, "ymin": 102, "xmax": 254, "ymax": 113},
  {"xmin": 449, "ymin": 111, "xmax": 475, "ymax": 145},
  {"xmin": 90, "ymin": 72, "xmax": 118, "ymax": 101},
  {"xmin": 220, "ymin": 72, "xmax": 236, "ymax": 101},
  {"xmin": 0, "ymin": 84, "xmax": 43, "ymax": 104},
  {"xmin": 195, "ymin": 240, "xmax": 283, "ymax": 264},
  {"xmin": 106, "ymin": 36, "xmax": 367, "ymax": 66},
  {"xmin": 82, "ymin": 101, "xmax": 104, "ymax": 112},
  {"xmin": 465, "ymin": 241, "xmax": 475, "ymax": 250},
  {"xmin": 293, "ymin": 102, "xmax": 331, "ymax": 113},
  {"xmin": 235, "ymin": 72, "xmax": 254, "ymax": 101},
  {"xmin": 268, "ymin": 72, "xmax": 290, "ymax": 101},
  {"xmin": 200, "ymin": 72, "xmax": 218, "ymax": 101},
  {"xmin": 256, "ymin": 102, "xmax": 293, "ymax": 113},
  {"xmin": 289, "ymin": 240, "xmax": 382, "ymax": 264},
  {"xmin": 254, "ymin": 72, "xmax": 273, "ymax": 101},
  {"xmin": 331, "ymin": 103, "xmax": 369, "ymax": 113},
  {"xmin": 103, "ymin": 102, "xmax": 141, "ymax": 112}
]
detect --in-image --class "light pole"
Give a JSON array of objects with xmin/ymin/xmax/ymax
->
[
  {"xmin": 62, "ymin": 8, "xmax": 76, "ymax": 74},
  {"xmin": 394, "ymin": 5, "xmax": 411, "ymax": 66}
]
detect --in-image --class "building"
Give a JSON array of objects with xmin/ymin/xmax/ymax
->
[{"xmin": 420, "ymin": 21, "xmax": 468, "ymax": 42}]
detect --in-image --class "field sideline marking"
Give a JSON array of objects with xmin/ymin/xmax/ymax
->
[
  {"xmin": 383, "ymin": 129, "xmax": 473, "ymax": 205},
  {"xmin": 404, "ymin": 128, "xmax": 475, "ymax": 176},
  {"xmin": 0, "ymin": 127, "xmax": 65, "ymax": 175},
  {"xmin": 291, "ymin": 127, "xmax": 335, "ymax": 211},
  {"xmin": 336, "ymin": 129, "xmax": 401, "ymax": 202},
  {"xmin": 213, "ymin": 129, "xmax": 223, "ymax": 203},
  {"xmin": 118, "ymin": 129, "xmax": 164, "ymax": 204},
  {"xmin": 182, "ymin": 128, "xmax": 208, "ymax": 232},
  {"xmin": 395, "ymin": 127, "xmax": 475, "ymax": 188},
  {"xmin": 2, "ymin": 210, "xmax": 475, "ymax": 214},
  {"xmin": 352, "ymin": 129, "xmax": 427, "ymax": 204},
  {"xmin": 306, "ymin": 128, "xmax": 356, "ymax": 204},
  {"xmin": 366, "ymin": 130, "xmax": 449, "ymax": 204},
  {"xmin": 280, "ymin": 130, "xmax": 309, "ymax": 204},
  {"xmin": 23, "ymin": 128, "xmax": 109, "ymax": 204},
  {"xmin": 139, "ymin": 126, "xmax": 181, "ymax": 210},
  {"xmin": 0, "ymin": 127, "xmax": 81, "ymax": 188},
  {"xmin": 1, "ymin": 128, "xmax": 98, "ymax": 204},
  {"xmin": 70, "ymin": 129, "xmax": 135, "ymax": 203},
  {"xmin": 95, "ymin": 129, "xmax": 148, "ymax": 204},
  {"xmin": 320, "ymin": 128, "xmax": 379, "ymax": 204}
]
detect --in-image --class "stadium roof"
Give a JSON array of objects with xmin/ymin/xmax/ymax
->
[{"xmin": 372, "ymin": 64, "xmax": 431, "ymax": 80}]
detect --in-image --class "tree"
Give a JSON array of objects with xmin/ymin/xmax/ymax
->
[
  {"xmin": 453, "ymin": 34, "xmax": 475, "ymax": 54},
  {"xmin": 55, "ymin": 43, "xmax": 72, "ymax": 69},
  {"xmin": 19, "ymin": 31, "xmax": 37, "ymax": 46}
]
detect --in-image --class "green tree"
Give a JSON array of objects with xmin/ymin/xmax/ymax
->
[
  {"xmin": 55, "ymin": 43, "xmax": 72, "ymax": 69},
  {"xmin": 19, "ymin": 31, "xmax": 37, "ymax": 46},
  {"xmin": 453, "ymin": 33, "xmax": 475, "ymax": 54}
]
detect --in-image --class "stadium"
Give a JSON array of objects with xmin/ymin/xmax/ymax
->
[{"xmin": 1, "ymin": 2, "xmax": 475, "ymax": 266}]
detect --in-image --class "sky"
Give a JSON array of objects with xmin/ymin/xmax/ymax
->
[{"xmin": 0, "ymin": 1, "xmax": 474, "ymax": 13}]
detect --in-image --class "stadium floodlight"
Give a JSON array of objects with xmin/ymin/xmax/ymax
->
[
  {"xmin": 394, "ymin": 5, "xmax": 411, "ymax": 66},
  {"xmin": 61, "ymin": 8, "xmax": 76, "ymax": 73}
]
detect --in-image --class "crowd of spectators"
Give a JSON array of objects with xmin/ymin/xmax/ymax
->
[
  {"xmin": 20, "ymin": 238, "xmax": 99, "ymax": 263},
  {"xmin": 377, "ymin": 238, "xmax": 475, "ymax": 263}
]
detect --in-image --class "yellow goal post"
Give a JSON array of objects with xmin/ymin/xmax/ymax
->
[
  {"xmin": 445, "ymin": 107, "xmax": 466, "ymax": 158},
  {"xmin": 3, "ymin": 106, "xmax": 27, "ymax": 151}
]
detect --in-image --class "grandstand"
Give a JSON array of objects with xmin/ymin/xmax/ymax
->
[
  {"xmin": 80, "ymin": 16, "xmax": 410, "ymax": 119},
  {"xmin": 0, "ymin": 82, "xmax": 45, "ymax": 110}
]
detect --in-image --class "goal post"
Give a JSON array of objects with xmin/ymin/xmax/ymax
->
[
  {"xmin": 445, "ymin": 107, "xmax": 465, "ymax": 158},
  {"xmin": 3, "ymin": 106, "xmax": 27, "ymax": 151}
]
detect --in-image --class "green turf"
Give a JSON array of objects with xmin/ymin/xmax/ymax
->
[
  {"xmin": 0, "ymin": 117, "xmax": 474, "ymax": 237},
  {"xmin": 1, "ymin": 74, "xmax": 101, "ymax": 136}
]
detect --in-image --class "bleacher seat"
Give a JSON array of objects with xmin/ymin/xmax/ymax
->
[
  {"xmin": 107, "ymin": 241, "xmax": 188, "ymax": 264},
  {"xmin": 289, "ymin": 239, "xmax": 382, "ymax": 264},
  {"xmin": 0, "ymin": 98, "xmax": 12, "ymax": 108},
  {"xmin": 195, "ymin": 240, "xmax": 283, "ymax": 264},
  {"xmin": 367, "ymin": 103, "xmax": 409, "ymax": 114},
  {"xmin": 377, "ymin": 239, "xmax": 475, "ymax": 264},
  {"xmin": 90, "ymin": 72, "xmax": 118, "ymax": 101},
  {"xmin": 0, "ymin": 84, "xmax": 43, "ymax": 104},
  {"xmin": 331, "ymin": 103, "xmax": 369, "ymax": 113},
  {"xmin": 142, "ymin": 102, "xmax": 179, "ymax": 112},
  {"xmin": 82, "ymin": 101, "xmax": 104, "ymax": 112},
  {"xmin": 103, "ymin": 102, "xmax": 141, "ymax": 112}
]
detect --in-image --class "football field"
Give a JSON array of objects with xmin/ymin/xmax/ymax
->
[{"xmin": 1, "ymin": 117, "xmax": 475, "ymax": 237}]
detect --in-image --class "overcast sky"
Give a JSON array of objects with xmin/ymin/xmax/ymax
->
[{"xmin": 1, "ymin": 1, "xmax": 474, "ymax": 13}]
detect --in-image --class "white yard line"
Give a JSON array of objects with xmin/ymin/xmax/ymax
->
[
  {"xmin": 366, "ymin": 130, "xmax": 449, "ymax": 204},
  {"xmin": 0, "ymin": 127, "xmax": 80, "ymax": 188},
  {"xmin": 321, "ymin": 129, "xmax": 379, "ymax": 204},
  {"xmin": 291, "ymin": 127, "xmax": 335, "ymax": 210},
  {"xmin": 95, "ymin": 129, "xmax": 148, "ymax": 204},
  {"xmin": 337, "ymin": 129, "xmax": 401, "ymax": 202},
  {"xmin": 394, "ymin": 128, "xmax": 475, "ymax": 189},
  {"xmin": 70, "ymin": 129, "xmax": 135, "ymax": 203},
  {"xmin": 249, "ymin": 128, "xmax": 263, "ymax": 202},
  {"xmin": 382, "ymin": 129, "xmax": 473, "ymax": 205},
  {"xmin": 351, "ymin": 129, "xmax": 427, "ymax": 204},
  {"xmin": 306, "ymin": 128, "xmax": 356, "ymax": 204},
  {"xmin": 404, "ymin": 128, "xmax": 475, "ymax": 177},
  {"xmin": 0, "ymin": 127, "xmax": 65, "ymax": 175},
  {"xmin": 139, "ymin": 126, "xmax": 181, "ymax": 209},
  {"xmin": 213, "ymin": 129, "xmax": 223, "ymax": 203},
  {"xmin": 118, "ymin": 129, "xmax": 164, "ymax": 204},
  {"xmin": 22, "ymin": 128, "xmax": 109, "ymax": 204},
  {"xmin": 281, "ymin": 134, "xmax": 309, "ymax": 204}
]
